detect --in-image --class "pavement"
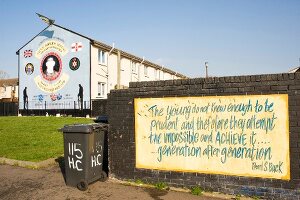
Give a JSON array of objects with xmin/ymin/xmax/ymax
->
[{"xmin": 0, "ymin": 162, "xmax": 234, "ymax": 200}]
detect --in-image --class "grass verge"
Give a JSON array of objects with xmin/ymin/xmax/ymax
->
[{"xmin": 0, "ymin": 116, "xmax": 93, "ymax": 162}]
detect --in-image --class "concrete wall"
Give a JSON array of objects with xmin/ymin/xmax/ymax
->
[{"xmin": 107, "ymin": 73, "xmax": 300, "ymax": 199}]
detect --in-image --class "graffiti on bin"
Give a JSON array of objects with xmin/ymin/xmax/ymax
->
[
  {"xmin": 91, "ymin": 141, "xmax": 102, "ymax": 167},
  {"xmin": 68, "ymin": 142, "xmax": 83, "ymax": 171}
]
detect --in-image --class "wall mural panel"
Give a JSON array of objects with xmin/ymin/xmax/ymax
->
[
  {"xmin": 19, "ymin": 25, "xmax": 90, "ymax": 110},
  {"xmin": 134, "ymin": 94, "xmax": 290, "ymax": 180}
]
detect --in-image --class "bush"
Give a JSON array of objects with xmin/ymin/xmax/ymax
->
[
  {"xmin": 154, "ymin": 182, "xmax": 168, "ymax": 190},
  {"xmin": 190, "ymin": 186, "xmax": 203, "ymax": 196}
]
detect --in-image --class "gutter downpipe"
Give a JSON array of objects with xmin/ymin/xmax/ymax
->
[
  {"xmin": 139, "ymin": 56, "xmax": 145, "ymax": 82},
  {"xmin": 161, "ymin": 66, "xmax": 164, "ymax": 80},
  {"xmin": 107, "ymin": 43, "xmax": 114, "ymax": 96},
  {"xmin": 174, "ymin": 72, "xmax": 177, "ymax": 80},
  {"xmin": 117, "ymin": 50, "xmax": 121, "ymax": 89}
]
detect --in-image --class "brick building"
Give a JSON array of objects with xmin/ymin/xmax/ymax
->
[{"xmin": 0, "ymin": 78, "xmax": 18, "ymax": 102}]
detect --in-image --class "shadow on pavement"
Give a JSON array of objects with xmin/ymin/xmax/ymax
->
[
  {"xmin": 143, "ymin": 188, "xmax": 168, "ymax": 200},
  {"xmin": 55, "ymin": 156, "xmax": 66, "ymax": 183}
]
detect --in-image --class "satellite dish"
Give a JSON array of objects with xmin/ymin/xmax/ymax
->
[{"xmin": 0, "ymin": 70, "xmax": 9, "ymax": 79}]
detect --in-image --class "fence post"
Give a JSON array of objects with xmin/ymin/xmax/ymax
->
[
  {"xmin": 45, "ymin": 101, "xmax": 47, "ymax": 114},
  {"xmin": 74, "ymin": 101, "xmax": 76, "ymax": 117},
  {"xmin": 84, "ymin": 101, "xmax": 86, "ymax": 117},
  {"xmin": 0, "ymin": 102, "xmax": 3, "ymax": 116}
]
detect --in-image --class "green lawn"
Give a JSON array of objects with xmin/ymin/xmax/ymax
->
[{"xmin": 0, "ymin": 116, "xmax": 93, "ymax": 162}]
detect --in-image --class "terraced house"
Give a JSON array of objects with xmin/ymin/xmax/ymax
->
[{"xmin": 16, "ymin": 16, "xmax": 186, "ymax": 115}]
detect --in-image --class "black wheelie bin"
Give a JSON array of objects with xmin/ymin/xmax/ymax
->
[{"xmin": 61, "ymin": 123, "xmax": 108, "ymax": 191}]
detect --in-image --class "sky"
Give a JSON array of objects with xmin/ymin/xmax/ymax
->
[{"xmin": 0, "ymin": 0, "xmax": 299, "ymax": 78}]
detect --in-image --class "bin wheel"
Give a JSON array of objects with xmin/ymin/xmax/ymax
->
[
  {"xmin": 77, "ymin": 180, "xmax": 88, "ymax": 191},
  {"xmin": 99, "ymin": 171, "xmax": 108, "ymax": 182}
]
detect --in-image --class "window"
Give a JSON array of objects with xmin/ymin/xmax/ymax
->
[
  {"xmin": 98, "ymin": 49, "xmax": 107, "ymax": 65},
  {"xmin": 98, "ymin": 82, "xmax": 106, "ymax": 96},
  {"xmin": 160, "ymin": 71, "xmax": 164, "ymax": 80},
  {"xmin": 131, "ymin": 61, "xmax": 137, "ymax": 74},
  {"xmin": 154, "ymin": 69, "xmax": 160, "ymax": 80},
  {"xmin": 144, "ymin": 66, "xmax": 148, "ymax": 77}
]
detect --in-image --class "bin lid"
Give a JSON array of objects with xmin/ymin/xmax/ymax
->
[{"xmin": 61, "ymin": 123, "xmax": 107, "ymax": 134}]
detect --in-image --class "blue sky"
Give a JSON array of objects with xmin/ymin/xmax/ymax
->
[{"xmin": 0, "ymin": 0, "xmax": 299, "ymax": 78}]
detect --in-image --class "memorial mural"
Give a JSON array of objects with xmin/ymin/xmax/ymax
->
[
  {"xmin": 19, "ymin": 25, "xmax": 90, "ymax": 109},
  {"xmin": 134, "ymin": 94, "xmax": 290, "ymax": 180}
]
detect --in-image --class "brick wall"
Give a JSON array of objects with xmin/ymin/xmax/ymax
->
[
  {"xmin": 91, "ymin": 99, "xmax": 107, "ymax": 117},
  {"xmin": 107, "ymin": 73, "xmax": 300, "ymax": 199}
]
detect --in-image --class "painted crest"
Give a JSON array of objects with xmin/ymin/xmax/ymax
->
[
  {"xmin": 69, "ymin": 57, "xmax": 80, "ymax": 71},
  {"xmin": 25, "ymin": 63, "xmax": 34, "ymax": 75},
  {"xmin": 40, "ymin": 52, "xmax": 62, "ymax": 81}
]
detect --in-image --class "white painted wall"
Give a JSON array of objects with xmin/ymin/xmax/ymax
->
[
  {"xmin": 0, "ymin": 85, "xmax": 18, "ymax": 100},
  {"xmin": 120, "ymin": 58, "xmax": 131, "ymax": 87},
  {"xmin": 107, "ymin": 53, "xmax": 118, "ymax": 91},
  {"xmin": 91, "ymin": 45, "xmax": 108, "ymax": 99},
  {"xmin": 90, "ymin": 45, "xmax": 183, "ymax": 100}
]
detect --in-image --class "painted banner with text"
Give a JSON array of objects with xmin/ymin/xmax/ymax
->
[{"xmin": 134, "ymin": 94, "xmax": 290, "ymax": 180}]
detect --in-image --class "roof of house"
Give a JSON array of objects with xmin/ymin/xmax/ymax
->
[
  {"xmin": 0, "ymin": 78, "xmax": 18, "ymax": 87},
  {"xmin": 288, "ymin": 67, "xmax": 300, "ymax": 73},
  {"xmin": 17, "ymin": 24, "xmax": 188, "ymax": 79}
]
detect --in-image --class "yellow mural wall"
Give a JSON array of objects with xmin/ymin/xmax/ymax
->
[{"xmin": 134, "ymin": 94, "xmax": 290, "ymax": 180}]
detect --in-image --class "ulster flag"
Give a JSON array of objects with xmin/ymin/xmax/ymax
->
[{"xmin": 71, "ymin": 42, "xmax": 83, "ymax": 52}]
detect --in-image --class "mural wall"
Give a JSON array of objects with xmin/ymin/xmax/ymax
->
[
  {"xmin": 135, "ymin": 94, "xmax": 290, "ymax": 180},
  {"xmin": 19, "ymin": 25, "xmax": 90, "ymax": 109}
]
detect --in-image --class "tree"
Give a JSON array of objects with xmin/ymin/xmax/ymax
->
[{"xmin": 0, "ymin": 70, "xmax": 9, "ymax": 79}]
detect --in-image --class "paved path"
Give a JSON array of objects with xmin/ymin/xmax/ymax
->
[{"xmin": 0, "ymin": 164, "xmax": 227, "ymax": 200}]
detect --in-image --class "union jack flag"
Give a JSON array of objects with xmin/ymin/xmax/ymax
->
[
  {"xmin": 24, "ymin": 50, "xmax": 32, "ymax": 58},
  {"xmin": 71, "ymin": 42, "xmax": 83, "ymax": 52}
]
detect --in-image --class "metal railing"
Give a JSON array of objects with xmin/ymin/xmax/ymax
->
[
  {"xmin": 0, "ymin": 102, "xmax": 18, "ymax": 116},
  {"xmin": 19, "ymin": 100, "xmax": 91, "ymax": 117}
]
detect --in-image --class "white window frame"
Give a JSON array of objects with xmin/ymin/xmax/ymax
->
[
  {"xmin": 120, "ymin": 58, "xmax": 125, "ymax": 71},
  {"xmin": 144, "ymin": 65, "xmax": 148, "ymax": 77},
  {"xmin": 98, "ymin": 49, "xmax": 107, "ymax": 65},
  {"xmin": 97, "ymin": 82, "xmax": 106, "ymax": 97},
  {"xmin": 131, "ymin": 61, "xmax": 137, "ymax": 74},
  {"xmin": 155, "ymin": 69, "xmax": 160, "ymax": 80},
  {"xmin": 160, "ymin": 71, "xmax": 164, "ymax": 80}
]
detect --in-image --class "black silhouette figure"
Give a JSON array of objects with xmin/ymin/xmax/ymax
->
[
  {"xmin": 23, "ymin": 87, "xmax": 28, "ymax": 110},
  {"xmin": 78, "ymin": 84, "xmax": 83, "ymax": 110}
]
